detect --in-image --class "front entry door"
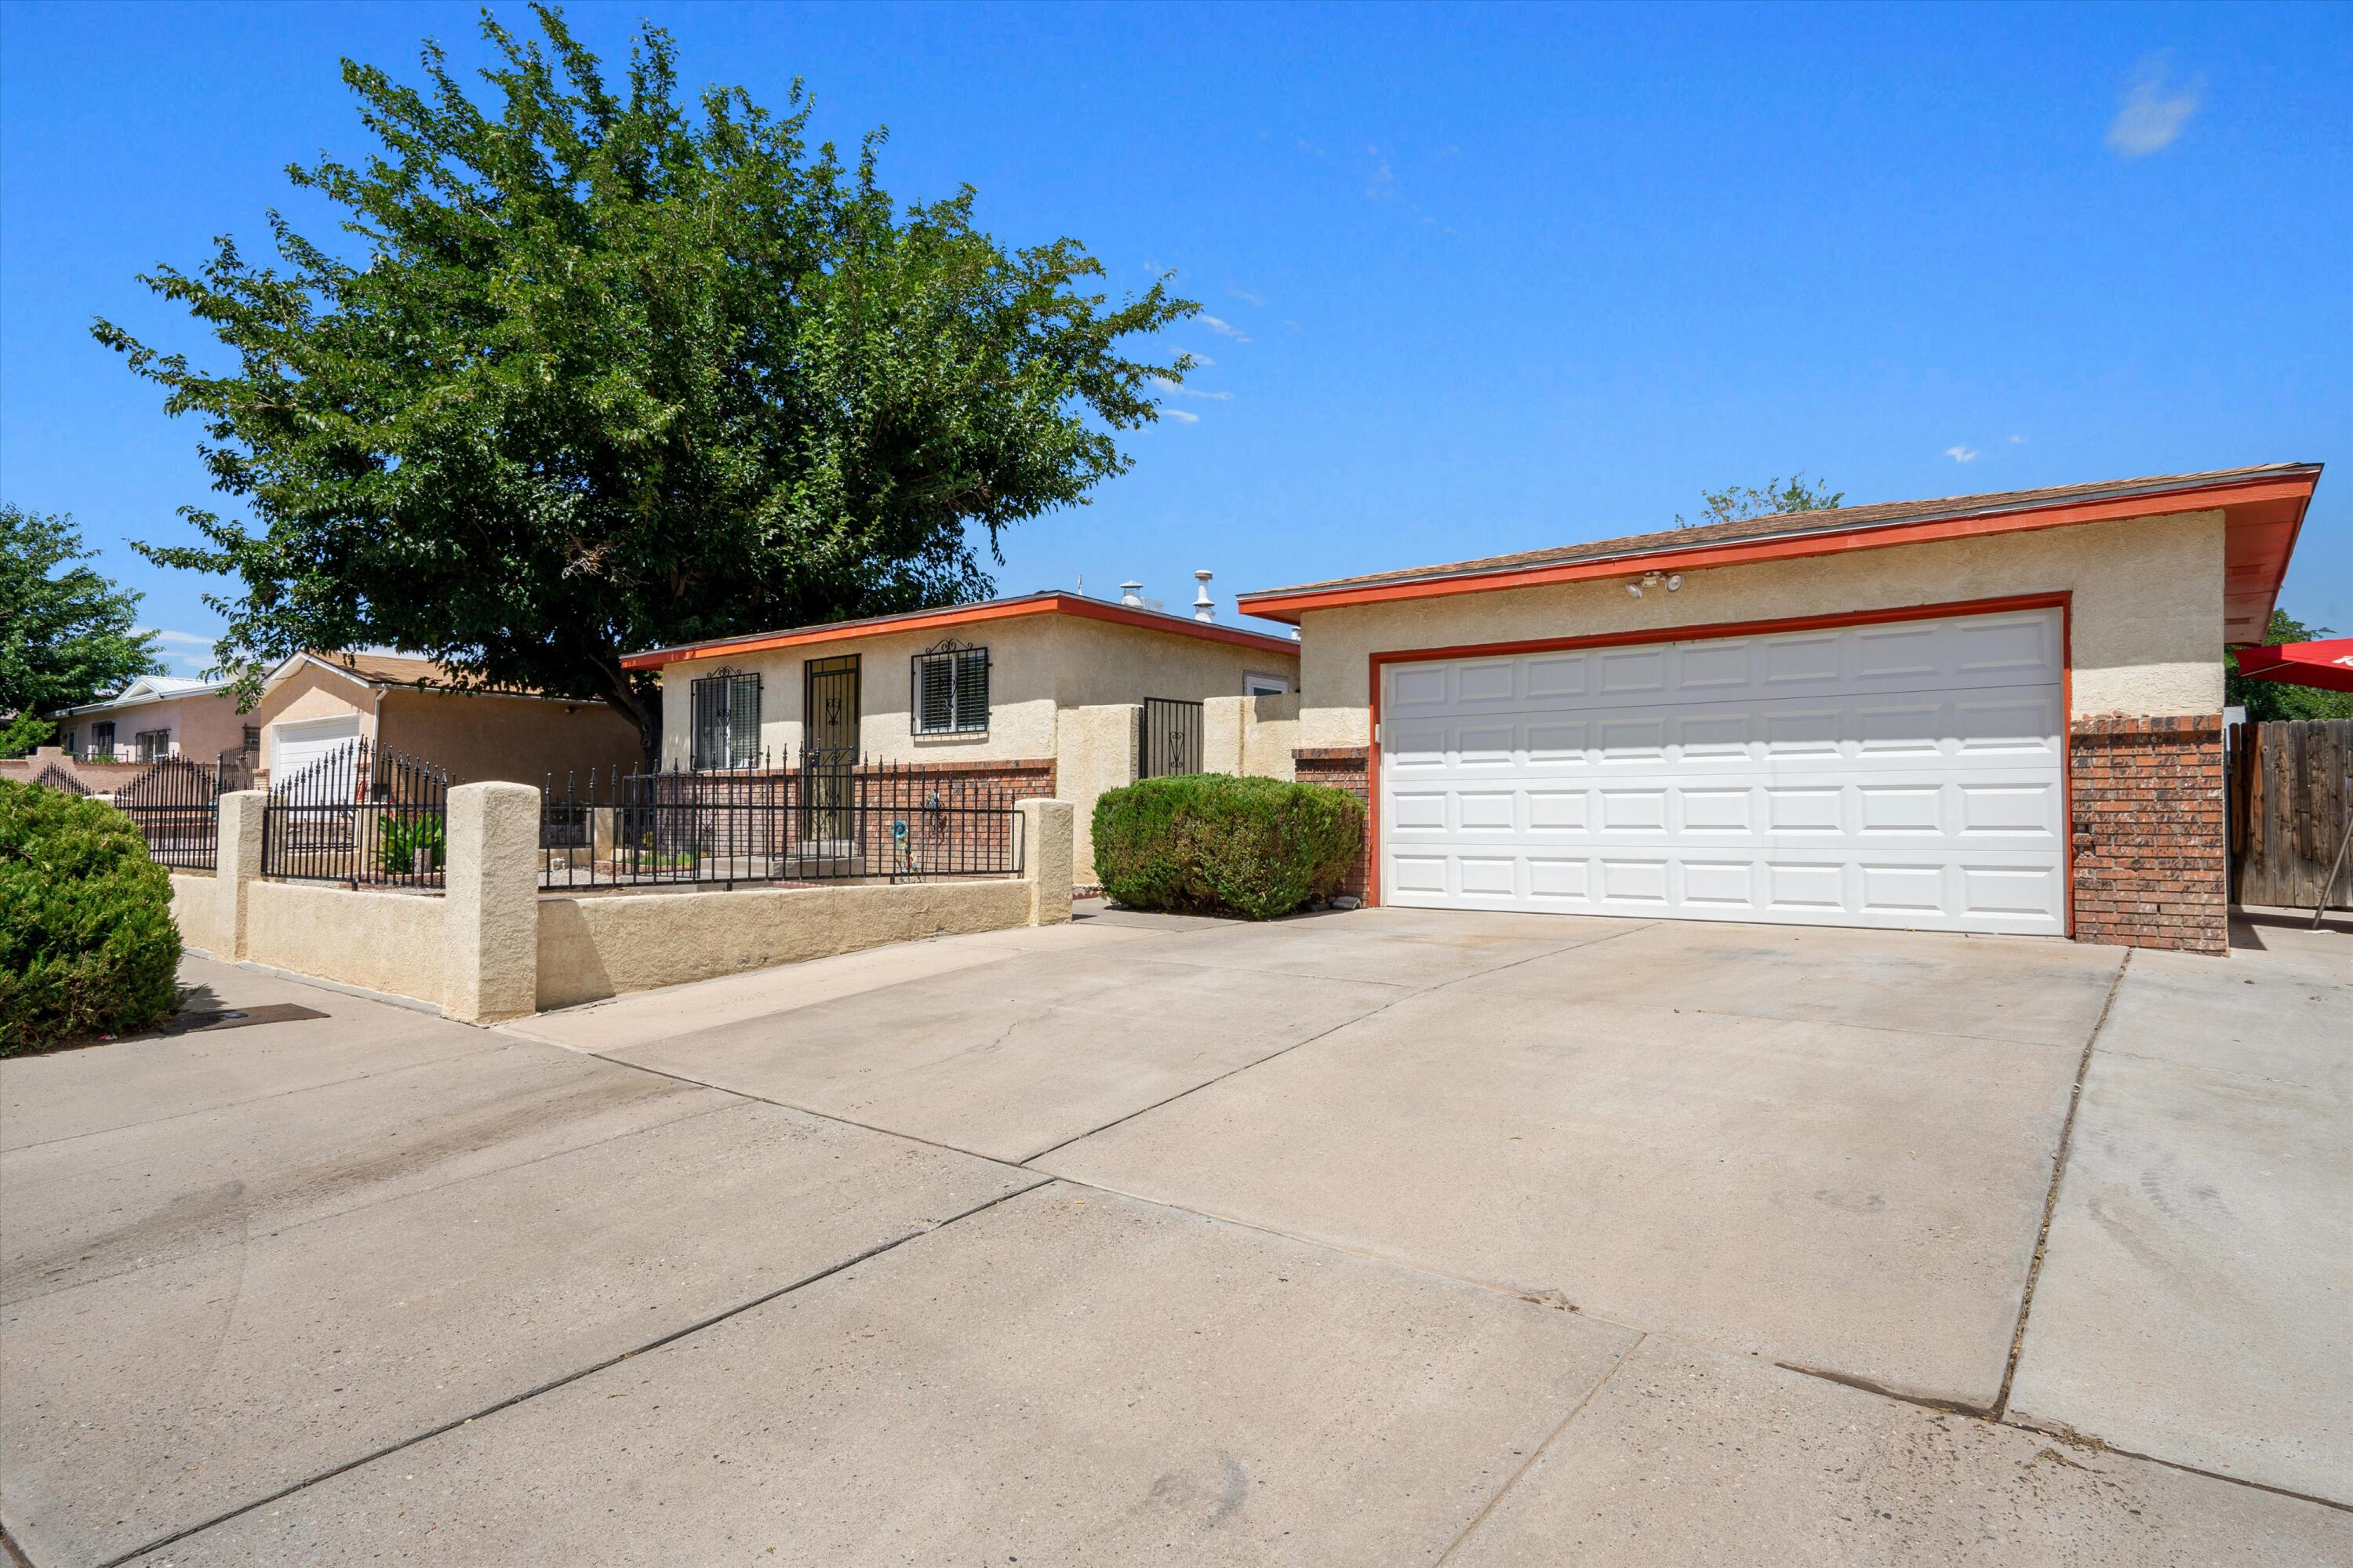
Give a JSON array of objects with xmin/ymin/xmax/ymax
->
[{"xmin": 803, "ymin": 655, "xmax": 861, "ymax": 845}]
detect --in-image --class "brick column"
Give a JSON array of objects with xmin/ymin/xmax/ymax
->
[
  {"xmin": 1293, "ymin": 746, "xmax": 1373, "ymax": 901},
  {"xmin": 2069, "ymin": 715, "xmax": 2228, "ymax": 955},
  {"xmin": 443, "ymin": 781, "xmax": 543, "ymax": 1023},
  {"xmin": 213, "ymin": 789, "xmax": 267, "ymax": 961}
]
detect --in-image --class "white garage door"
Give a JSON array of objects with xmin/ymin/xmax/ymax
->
[
  {"xmin": 270, "ymin": 715, "xmax": 362, "ymax": 784},
  {"xmin": 1380, "ymin": 607, "xmax": 2068, "ymax": 936}
]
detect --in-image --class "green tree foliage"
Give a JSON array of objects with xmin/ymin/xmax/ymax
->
[
  {"xmin": 0, "ymin": 504, "xmax": 162, "ymax": 754},
  {"xmin": 1093, "ymin": 774, "xmax": 1366, "ymax": 920},
  {"xmin": 0, "ymin": 780, "xmax": 184, "ymax": 1054},
  {"xmin": 1676, "ymin": 473, "xmax": 1845, "ymax": 529},
  {"xmin": 2227, "ymin": 609, "xmax": 2353, "ymax": 722},
  {"xmin": 96, "ymin": 5, "xmax": 1196, "ymax": 758}
]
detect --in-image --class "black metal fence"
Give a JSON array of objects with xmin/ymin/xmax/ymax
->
[
  {"xmin": 539, "ymin": 750, "xmax": 1027, "ymax": 890},
  {"xmin": 116, "ymin": 755, "xmax": 230, "ymax": 869},
  {"xmin": 262, "ymin": 739, "xmax": 450, "ymax": 889},
  {"xmin": 1141, "ymin": 697, "xmax": 1205, "ymax": 779},
  {"xmin": 33, "ymin": 763, "xmax": 91, "ymax": 795}
]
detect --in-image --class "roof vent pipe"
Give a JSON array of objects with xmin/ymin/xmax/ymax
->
[
  {"xmin": 1194, "ymin": 569, "xmax": 1215, "ymax": 622},
  {"xmin": 1120, "ymin": 580, "xmax": 1144, "ymax": 607}
]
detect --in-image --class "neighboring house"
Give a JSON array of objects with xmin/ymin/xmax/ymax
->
[
  {"xmin": 46, "ymin": 675, "xmax": 252, "ymax": 765},
  {"xmin": 1236, "ymin": 463, "xmax": 2324, "ymax": 957},
  {"xmin": 623, "ymin": 588, "xmax": 1304, "ymax": 886},
  {"xmin": 252, "ymin": 652, "xmax": 642, "ymax": 785}
]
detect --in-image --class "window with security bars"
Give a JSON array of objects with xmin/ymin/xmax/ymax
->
[
  {"xmin": 912, "ymin": 646, "xmax": 990, "ymax": 734},
  {"xmin": 135, "ymin": 729, "xmax": 172, "ymax": 761},
  {"xmin": 690, "ymin": 672, "xmax": 762, "ymax": 769}
]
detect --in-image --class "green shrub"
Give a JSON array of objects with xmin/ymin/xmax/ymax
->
[
  {"xmin": 0, "ymin": 779, "xmax": 183, "ymax": 1054},
  {"xmin": 1093, "ymin": 774, "xmax": 1365, "ymax": 921},
  {"xmin": 378, "ymin": 813, "xmax": 446, "ymax": 874}
]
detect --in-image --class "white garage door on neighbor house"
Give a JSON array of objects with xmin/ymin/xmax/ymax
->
[
  {"xmin": 269, "ymin": 715, "xmax": 362, "ymax": 784},
  {"xmin": 1378, "ymin": 607, "xmax": 2068, "ymax": 936}
]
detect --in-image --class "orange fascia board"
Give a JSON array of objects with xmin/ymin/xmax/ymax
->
[
  {"xmin": 1238, "ymin": 475, "xmax": 2321, "ymax": 628},
  {"xmin": 620, "ymin": 593, "xmax": 1302, "ymax": 671}
]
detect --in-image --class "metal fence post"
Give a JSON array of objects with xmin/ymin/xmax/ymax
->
[
  {"xmin": 443, "ymin": 782, "xmax": 542, "ymax": 1024},
  {"xmin": 215, "ymin": 790, "xmax": 268, "ymax": 960}
]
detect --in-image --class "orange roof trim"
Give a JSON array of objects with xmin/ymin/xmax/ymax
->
[
  {"xmin": 1237, "ymin": 464, "xmax": 2322, "ymax": 646},
  {"xmin": 621, "ymin": 591, "xmax": 1302, "ymax": 671}
]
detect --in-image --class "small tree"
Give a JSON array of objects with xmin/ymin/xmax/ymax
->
[
  {"xmin": 2227, "ymin": 610, "xmax": 2353, "ymax": 722},
  {"xmin": 1676, "ymin": 474, "xmax": 1844, "ymax": 529},
  {"xmin": 0, "ymin": 505, "xmax": 162, "ymax": 755},
  {"xmin": 98, "ymin": 5, "xmax": 1197, "ymax": 761}
]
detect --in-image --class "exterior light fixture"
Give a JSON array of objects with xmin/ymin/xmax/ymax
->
[
  {"xmin": 1664, "ymin": 574, "xmax": 1682, "ymax": 592},
  {"xmin": 1626, "ymin": 581, "xmax": 1644, "ymax": 598}
]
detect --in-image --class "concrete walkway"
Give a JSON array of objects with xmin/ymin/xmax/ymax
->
[{"xmin": 1, "ymin": 905, "xmax": 2344, "ymax": 1565}]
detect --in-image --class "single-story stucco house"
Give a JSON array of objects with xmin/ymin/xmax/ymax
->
[
  {"xmin": 621, "ymin": 589, "xmax": 1304, "ymax": 886},
  {"xmin": 1235, "ymin": 463, "xmax": 2323, "ymax": 955},
  {"xmin": 45, "ymin": 675, "xmax": 250, "ymax": 765},
  {"xmin": 253, "ymin": 651, "xmax": 642, "ymax": 786}
]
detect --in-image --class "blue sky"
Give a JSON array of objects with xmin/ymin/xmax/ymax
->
[{"xmin": 3, "ymin": 1, "xmax": 2348, "ymax": 671}]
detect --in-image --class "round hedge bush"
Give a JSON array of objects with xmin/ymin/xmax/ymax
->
[
  {"xmin": 0, "ymin": 778, "xmax": 183, "ymax": 1054},
  {"xmin": 1092, "ymin": 773, "xmax": 1365, "ymax": 921}
]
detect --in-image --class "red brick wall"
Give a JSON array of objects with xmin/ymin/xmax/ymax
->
[
  {"xmin": 2068, "ymin": 715, "xmax": 2227, "ymax": 955},
  {"xmin": 1294, "ymin": 746, "xmax": 1373, "ymax": 900}
]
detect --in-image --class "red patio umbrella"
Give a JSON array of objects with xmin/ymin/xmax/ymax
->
[{"xmin": 2233, "ymin": 638, "xmax": 2353, "ymax": 693}]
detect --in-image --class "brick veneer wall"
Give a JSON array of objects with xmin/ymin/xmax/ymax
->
[
  {"xmin": 1293, "ymin": 746, "xmax": 1373, "ymax": 900},
  {"xmin": 2068, "ymin": 715, "xmax": 2227, "ymax": 955}
]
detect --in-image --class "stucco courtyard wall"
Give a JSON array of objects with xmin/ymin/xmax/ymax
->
[
  {"xmin": 245, "ymin": 880, "xmax": 448, "ymax": 1005},
  {"xmin": 1293, "ymin": 508, "xmax": 2228, "ymax": 748},
  {"xmin": 168, "ymin": 871, "xmax": 228, "ymax": 956}
]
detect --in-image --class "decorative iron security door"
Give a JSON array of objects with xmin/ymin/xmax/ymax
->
[
  {"xmin": 803, "ymin": 655, "xmax": 861, "ymax": 845},
  {"xmin": 1140, "ymin": 697, "xmax": 1205, "ymax": 778}
]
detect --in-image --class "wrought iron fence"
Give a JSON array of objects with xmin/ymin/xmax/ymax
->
[
  {"xmin": 1140, "ymin": 697, "xmax": 1205, "ymax": 778},
  {"xmin": 33, "ymin": 763, "xmax": 92, "ymax": 795},
  {"xmin": 539, "ymin": 750, "xmax": 1027, "ymax": 890},
  {"xmin": 262, "ymin": 739, "xmax": 450, "ymax": 889},
  {"xmin": 115, "ymin": 755, "xmax": 228, "ymax": 869}
]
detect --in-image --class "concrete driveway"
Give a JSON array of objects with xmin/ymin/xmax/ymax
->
[{"xmin": 2, "ymin": 905, "xmax": 2344, "ymax": 1566}]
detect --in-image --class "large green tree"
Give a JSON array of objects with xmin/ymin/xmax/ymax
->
[
  {"xmin": 0, "ymin": 505, "xmax": 162, "ymax": 755},
  {"xmin": 1675, "ymin": 473, "xmax": 1844, "ymax": 529},
  {"xmin": 2228, "ymin": 609, "xmax": 2353, "ymax": 722},
  {"xmin": 98, "ymin": 5, "xmax": 1195, "ymax": 759}
]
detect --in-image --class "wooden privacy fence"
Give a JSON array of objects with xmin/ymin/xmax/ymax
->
[{"xmin": 2228, "ymin": 719, "xmax": 2351, "ymax": 910}]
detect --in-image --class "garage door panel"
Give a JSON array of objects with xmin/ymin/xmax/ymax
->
[{"xmin": 1380, "ymin": 609, "xmax": 2068, "ymax": 937}]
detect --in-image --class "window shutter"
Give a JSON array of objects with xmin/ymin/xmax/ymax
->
[
  {"xmin": 692, "ymin": 673, "xmax": 762, "ymax": 768},
  {"xmin": 728, "ymin": 675, "xmax": 761, "ymax": 767},
  {"xmin": 918, "ymin": 655, "xmax": 955, "ymax": 734},
  {"xmin": 955, "ymin": 649, "xmax": 989, "ymax": 732}
]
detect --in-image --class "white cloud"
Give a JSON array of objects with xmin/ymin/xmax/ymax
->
[
  {"xmin": 1169, "ymin": 347, "xmax": 1215, "ymax": 367},
  {"xmin": 1230, "ymin": 289, "xmax": 1267, "ymax": 307},
  {"xmin": 1149, "ymin": 375, "xmax": 1231, "ymax": 401},
  {"xmin": 2107, "ymin": 59, "xmax": 2201, "ymax": 158},
  {"xmin": 1944, "ymin": 446, "xmax": 1979, "ymax": 464},
  {"xmin": 1160, "ymin": 407, "xmax": 1201, "ymax": 424},
  {"xmin": 1197, "ymin": 315, "xmax": 1253, "ymax": 343},
  {"xmin": 2008, "ymin": 434, "xmax": 2027, "ymax": 445},
  {"xmin": 140, "ymin": 628, "xmax": 222, "ymax": 672}
]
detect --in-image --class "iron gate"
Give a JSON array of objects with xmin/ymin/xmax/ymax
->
[{"xmin": 1140, "ymin": 697, "xmax": 1204, "ymax": 778}]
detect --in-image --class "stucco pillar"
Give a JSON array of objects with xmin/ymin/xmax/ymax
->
[
  {"xmin": 1017, "ymin": 798, "xmax": 1075, "ymax": 926},
  {"xmin": 214, "ymin": 789, "xmax": 267, "ymax": 960},
  {"xmin": 442, "ymin": 781, "xmax": 541, "ymax": 1024}
]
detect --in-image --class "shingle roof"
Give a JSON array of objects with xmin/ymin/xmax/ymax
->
[{"xmin": 1247, "ymin": 464, "xmax": 2317, "ymax": 598}]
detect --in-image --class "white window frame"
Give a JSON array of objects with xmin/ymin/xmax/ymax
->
[
  {"xmin": 1243, "ymin": 671, "xmax": 1291, "ymax": 697},
  {"xmin": 912, "ymin": 644, "xmax": 991, "ymax": 736}
]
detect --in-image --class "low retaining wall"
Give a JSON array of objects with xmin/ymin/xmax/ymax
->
[
  {"xmin": 536, "ymin": 878, "xmax": 1032, "ymax": 1011},
  {"xmin": 246, "ymin": 880, "xmax": 448, "ymax": 1004},
  {"xmin": 177, "ymin": 787, "xmax": 1075, "ymax": 1022},
  {"xmin": 168, "ymin": 871, "xmax": 227, "ymax": 955}
]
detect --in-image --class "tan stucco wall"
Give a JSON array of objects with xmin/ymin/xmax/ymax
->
[
  {"xmin": 655, "ymin": 612, "xmax": 1300, "ymax": 768},
  {"xmin": 245, "ymin": 880, "xmax": 446, "ymax": 1006},
  {"xmin": 169, "ymin": 871, "xmax": 227, "ymax": 955},
  {"xmin": 250, "ymin": 665, "xmax": 376, "ymax": 775},
  {"xmin": 1202, "ymin": 693, "xmax": 1300, "ymax": 781},
  {"xmin": 536, "ymin": 879, "xmax": 1033, "ymax": 1010},
  {"xmin": 1296, "ymin": 509, "xmax": 2228, "ymax": 748},
  {"xmin": 1055, "ymin": 703, "xmax": 1139, "ymax": 885},
  {"xmin": 380, "ymin": 689, "xmax": 641, "ymax": 784}
]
